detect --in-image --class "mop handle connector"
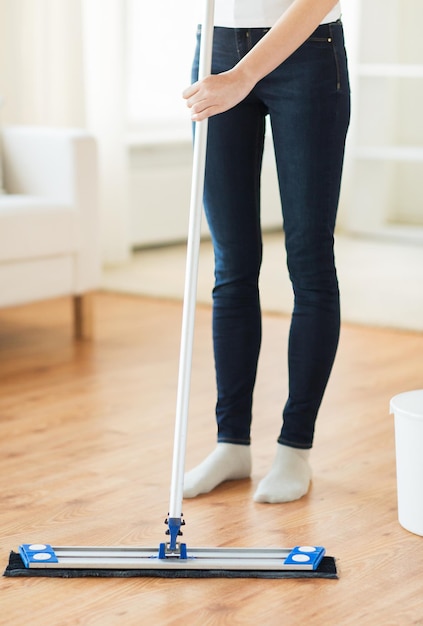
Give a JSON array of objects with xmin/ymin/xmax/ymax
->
[
  {"xmin": 163, "ymin": 515, "xmax": 186, "ymax": 552},
  {"xmin": 158, "ymin": 515, "xmax": 188, "ymax": 559}
]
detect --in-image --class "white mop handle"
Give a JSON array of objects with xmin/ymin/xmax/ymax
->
[{"xmin": 168, "ymin": 0, "xmax": 215, "ymax": 521}]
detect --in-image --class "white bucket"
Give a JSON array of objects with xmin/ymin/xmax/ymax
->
[{"xmin": 390, "ymin": 390, "xmax": 423, "ymax": 536}]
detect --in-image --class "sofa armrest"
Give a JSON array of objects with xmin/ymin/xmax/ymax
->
[
  {"xmin": 1, "ymin": 126, "xmax": 96, "ymax": 204},
  {"xmin": 1, "ymin": 125, "xmax": 100, "ymax": 293}
]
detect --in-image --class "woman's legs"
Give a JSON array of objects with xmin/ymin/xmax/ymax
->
[
  {"xmin": 254, "ymin": 21, "xmax": 350, "ymax": 501},
  {"xmin": 207, "ymin": 105, "xmax": 265, "ymax": 446},
  {"xmin": 184, "ymin": 23, "xmax": 350, "ymax": 501},
  {"xmin": 184, "ymin": 100, "xmax": 266, "ymax": 496}
]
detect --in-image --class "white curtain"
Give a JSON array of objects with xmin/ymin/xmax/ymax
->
[
  {"xmin": 0, "ymin": 0, "xmax": 85, "ymax": 127},
  {"xmin": 81, "ymin": 0, "xmax": 130, "ymax": 266}
]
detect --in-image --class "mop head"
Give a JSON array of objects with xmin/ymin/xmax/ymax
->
[{"xmin": 4, "ymin": 551, "xmax": 337, "ymax": 579}]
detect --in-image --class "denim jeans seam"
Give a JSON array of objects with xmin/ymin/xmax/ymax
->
[
  {"xmin": 234, "ymin": 29, "xmax": 242, "ymax": 61},
  {"xmin": 329, "ymin": 23, "xmax": 342, "ymax": 91},
  {"xmin": 277, "ymin": 436, "xmax": 312, "ymax": 450},
  {"xmin": 218, "ymin": 436, "xmax": 251, "ymax": 446}
]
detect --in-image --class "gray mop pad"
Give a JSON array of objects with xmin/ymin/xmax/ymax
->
[{"xmin": 4, "ymin": 551, "xmax": 338, "ymax": 579}]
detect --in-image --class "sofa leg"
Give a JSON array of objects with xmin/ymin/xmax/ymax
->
[{"xmin": 73, "ymin": 294, "xmax": 94, "ymax": 340}]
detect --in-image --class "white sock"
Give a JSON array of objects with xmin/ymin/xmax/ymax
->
[
  {"xmin": 183, "ymin": 443, "xmax": 252, "ymax": 498},
  {"xmin": 253, "ymin": 444, "xmax": 311, "ymax": 503}
]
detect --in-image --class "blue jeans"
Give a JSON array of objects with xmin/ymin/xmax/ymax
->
[{"xmin": 192, "ymin": 21, "xmax": 350, "ymax": 449}]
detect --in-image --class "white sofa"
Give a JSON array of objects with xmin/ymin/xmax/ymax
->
[{"xmin": 0, "ymin": 126, "xmax": 100, "ymax": 339}]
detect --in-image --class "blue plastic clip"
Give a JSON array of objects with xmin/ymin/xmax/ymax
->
[
  {"xmin": 158, "ymin": 541, "xmax": 187, "ymax": 559},
  {"xmin": 158, "ymin": 542, "xmax": 166, "ymax": 559},
  {"xmin": 19, "ymin": 544, "xmax": 59, "ymax": 568},
  {"xmin": 167, "ymin": 517, "xmax": 182, "ymax": 551},
  {"xmin": 284, "ymin": 546, "xmax": 326, "ymax": 570}
]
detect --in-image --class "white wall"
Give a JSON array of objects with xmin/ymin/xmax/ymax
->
[
  {"xmin": 341, "ymin": 0, "xmax": 423, "ymax": 238},
  {"xmin": 128, "ymin": 134, "xmax": 282, "ymax": 248}
]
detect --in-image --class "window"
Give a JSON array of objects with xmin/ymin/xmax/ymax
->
[{"xmin": 126, "ymin": 0, "xmax": 200, "ymax": 142}]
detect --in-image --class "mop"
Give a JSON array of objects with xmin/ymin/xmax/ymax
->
[{"xmin": 4, "ymin": 0, "xmax": 337, "ymax": 580}]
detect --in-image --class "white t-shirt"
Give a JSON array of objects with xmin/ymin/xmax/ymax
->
[{"xmin": 209, "ymin": 1, "xmax": 341, "ymax": 28}]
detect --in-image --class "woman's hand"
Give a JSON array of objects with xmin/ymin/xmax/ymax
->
[
  {"xmin": 183, "ymin": 0, "xmax": 341, "ymax": 121},
  {"xmin": 183, "ymin": 67, "xmax": 255, "ymax": 121}
]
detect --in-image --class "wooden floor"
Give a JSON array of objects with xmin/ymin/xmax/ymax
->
[{"xmin": 1, "ymin": 293, "xmax": 423, "ymax": 625}]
